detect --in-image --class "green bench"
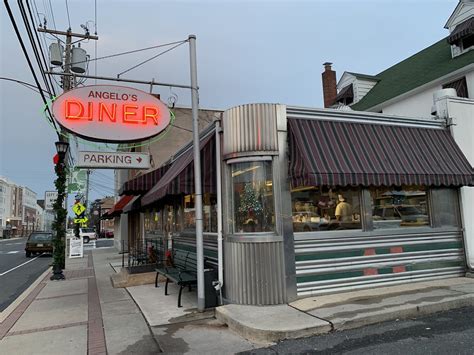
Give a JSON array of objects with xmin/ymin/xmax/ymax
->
[{"xmin": 155, "ymin": 249, "xmax": 199, "ymax": 308}]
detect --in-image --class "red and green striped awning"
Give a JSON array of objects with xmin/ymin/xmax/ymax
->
[
  {"xmin": 288, "ymin": 118, "xmax": 473, "ymax": 187},
  {"xmin": 141, "ymin": 133, "xmax": 216, "ymax": 207},
  {"xmin": 119, "ymin": 164, "xmax": 170, "ymax": 195}
]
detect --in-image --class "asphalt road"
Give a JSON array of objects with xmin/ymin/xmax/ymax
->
[
  {"xmin": 243, "ymin": 306, "xmax": 474, "ymax": 355},
  {"xmin": 0, "ymin": 237, "xmax": 51, "ymax": 312}
]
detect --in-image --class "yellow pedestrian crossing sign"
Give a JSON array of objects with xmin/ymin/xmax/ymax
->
[{"xmin": 72, "ymin": 203, "xmax": 86, "ymax": 216}]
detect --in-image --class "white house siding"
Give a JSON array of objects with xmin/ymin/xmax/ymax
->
[
  {"xmin": 447, "ymin": 4, "xmax": 474, "ymax": 32},
  {"xmin": 381, "ymin": 88, "xmax": 437, "ymax": 117},
  {"xmin": 444, "ymin": 97, "xmax": 474, "ymax": 270},
  {"xmin": 354, "ymin": 79, "xmax": 378, "ymax": 103},
  {"xmin": 337, "ymin": 73, "xmax": 355, "ymax": 92},
  {"xmin": 467, "ymin": 71, "xmax": 474, "ymax": 97}
]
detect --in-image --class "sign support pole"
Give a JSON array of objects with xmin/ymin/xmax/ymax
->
[{"xmin": 189, "ymin": 35, "xmax": 205, "ymax": 311}]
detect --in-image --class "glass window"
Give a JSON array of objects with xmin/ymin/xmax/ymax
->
[
  {"xmin": 231, "ymin": 161, "xmax": 274, "ymax": 233},
  {"xmin": 144, "ymin": 210, "xmax": 163, "ymax": 234},
  {"xmin": 370, "ymin": 186, "xmax": 429, "ymax": 229},
  {"xmin": 291, "ymin": 186, "xmax": 361, "ymax": 232},
  {"xmin": 183, "ymin": 193, "xmax": 218, "ymax": 233}
]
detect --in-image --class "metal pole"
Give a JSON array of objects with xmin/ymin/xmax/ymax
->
[
  {"xmin": 215, "ymin": 120, "xmax": 224, "ymax": 288},
  {"xmin": 189, "ymin": 35, "xmax": 205, "ymax": 311}
]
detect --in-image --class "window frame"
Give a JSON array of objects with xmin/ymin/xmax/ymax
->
[{"xmin": 227, "ymin": 156, "xmax": 276, "ymax": 235}]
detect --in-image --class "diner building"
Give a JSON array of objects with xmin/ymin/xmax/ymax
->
[{"xmin": 117, "ymin": 103, "xmax": 474, "ymax": 305}]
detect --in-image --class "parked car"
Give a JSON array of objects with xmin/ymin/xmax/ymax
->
[
  {"xmin": 99, "ymin": 230, "xmax": 114, "ymax": 238},
  {"xmin": 25, "ymin": 232, "xmax": 53, "ymax": 257},
  {"xmin": 80, "ymin": 228, "xmax": 97, "ymax": 243}
]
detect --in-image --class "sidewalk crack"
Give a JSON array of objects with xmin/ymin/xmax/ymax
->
[{"xmin": 288, "ymin": 304, "xmax": 335, "ymax": 332}]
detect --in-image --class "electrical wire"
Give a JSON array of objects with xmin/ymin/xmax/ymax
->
[
  {"xmin": 69, "ymin": 39, "xmax": 188, "ymax": 66},
  {"xmin": 0, "ymin": 77, "xmax": 51, "ymax": 94},
  {"xmin": 25, "ymin": 0, "xmax": 59, "ymax": 97},
  {"xmin": 64, "ymin": 0, "xmax": 71, "ymax": 29},
  {"xmin": 4, "ymin": 1, "xmax": 58, "ymax": 135},
  {"xmin": 117, "ymin": 41, "xmax": 186, "ymax": 77},
  {"xmin": 47, "ymin": 0, "xmax": 56, "ymax": 29}
]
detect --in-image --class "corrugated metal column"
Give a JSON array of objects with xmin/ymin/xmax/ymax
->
[{"xmin": 189, "ymin": 34, "xmax": 205, "ymax": 311}]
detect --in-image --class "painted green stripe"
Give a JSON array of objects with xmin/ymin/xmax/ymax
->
[
  {"xmin": 297, "ymin": 270, "xmax": 364, "ymax": 284},
  {"xmin": 403, "ymin": 241, "xmax": 462, "ymax": 253},
  {"xmin": 296, "ymin": 250, "xmax": 364, "ymax": 261}
]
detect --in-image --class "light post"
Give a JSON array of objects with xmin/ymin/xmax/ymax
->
[{"xmin": 51, "ymin": 141, "xmax": 69, "ymax": 281}]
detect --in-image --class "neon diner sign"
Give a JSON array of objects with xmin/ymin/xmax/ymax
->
[{"xmin": 52, "ymin": 85, "xmax": 171, "ymax": 142}]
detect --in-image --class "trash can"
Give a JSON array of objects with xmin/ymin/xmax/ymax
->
[{"xmin": 204, "ymin": 268, "xmax": 218, "ymax": 308}]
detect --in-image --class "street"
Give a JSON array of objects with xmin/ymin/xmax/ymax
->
[
  {"xmin": 0, "ymin": 237, "xmax": 51, "ymax": 312},
  {"xmin": 244, "ymin": 306, "xmax": 474, "ymax": 355}
]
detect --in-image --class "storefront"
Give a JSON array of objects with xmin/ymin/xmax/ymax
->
[{"xmin": 120, "ymin": 103, "xmax": 473, "ymax": 306}]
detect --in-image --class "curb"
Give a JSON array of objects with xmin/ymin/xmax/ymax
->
[
  {"xmin": 0, "ymin": 267, "xmax": 51, "ymax": 323},
  {"xmin": 215, "ymin": 306, "xmax": 331, "ymax": 344},
  {"xmin": 216, "ymin": 295, "xmax": 474, "ymax": 343}
]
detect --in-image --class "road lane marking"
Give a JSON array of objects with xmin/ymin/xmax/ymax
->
[
  {"xmin": 0, "ymin": 254, "xmax": 44, "ymax": 276},
  {"xmin": 7, "ymin": 251, "xmax": 20, "ymax": 254}
]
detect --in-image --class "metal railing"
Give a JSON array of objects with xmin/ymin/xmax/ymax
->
[{"xmin": 121, "ymin": 236, "xmax": 167, "ymax": 269}]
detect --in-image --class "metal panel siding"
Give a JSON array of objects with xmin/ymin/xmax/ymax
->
[
  {"xmin": 222, "ymin": 104, "xmax": 279, "ymax": 157},
  {"xmin": 224, "ymin": 239, "xmax": 286, "ymax": 305},
  {"xmin": 294, "ymin": 231, "xmax": 466, "ymax": 297}
]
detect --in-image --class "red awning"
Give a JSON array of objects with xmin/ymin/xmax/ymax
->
[
  {"xmin": 288, "ymin": 118, "xmax": 474, "ymax": 187},
  {"xmin": 105, "ymin": 195, "xmax": 135, "ymax": 218},
  {"xmin": 141, "ymin": 133, "xmax": 216, "ymax": 207}
]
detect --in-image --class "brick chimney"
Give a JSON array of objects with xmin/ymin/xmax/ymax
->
[{"xmin": 322, "ymin": 62, "xmax": 337, "ymax": 108}]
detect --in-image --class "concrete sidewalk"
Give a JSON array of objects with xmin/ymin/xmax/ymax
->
[
  {"xmin": 216, "ymin": 277, "xmax": 474, "ymax": 343},
  {"xmin": 0, "ymin": 248, "xmax": 160, "ymax": 355}
]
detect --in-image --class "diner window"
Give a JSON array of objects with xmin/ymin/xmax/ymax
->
[
  {"xmin": 144, "ymin": 210, "xmax": 163, "ymax": 234},
  {"xmin": 370, "ymin": 186, "xmax": 429, "ymax": 229},
  {"xmin": 291, "ymin": 186, "xmax": 361, "ymax": 232},
  {"xmin": 231, "ymin": 161, "xmax": 274, "ymax": 233},
  {"xmin": 182, "ymin": 193, "xmax": 218, "ymax": 233}
]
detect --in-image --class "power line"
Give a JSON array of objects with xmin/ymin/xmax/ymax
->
[
  {"xmin": 4, "ymin": 1, "xmax": 58, "ymax": 136},
  {"xmin": 0, "ymin": 76, "xmax": 50, "ymax": 94},
  {"xmin": 117, "ymin": 41, "xmax": 186, "ymax": 77},
  {"xmin": 47, "ymin": 0, "xmax": 56, "ymax": 29},
  {"xmin": 69, "ymin": 39, "xmax": 187, "ymax": 66},
  {"xmin": 64, "ymin": 0, "xmax": 71, "ymax": 29}
]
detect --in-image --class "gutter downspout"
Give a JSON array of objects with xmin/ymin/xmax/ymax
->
[{"xmin": 215, "ymin": 119, "xmax": 224, "ymax": 290}]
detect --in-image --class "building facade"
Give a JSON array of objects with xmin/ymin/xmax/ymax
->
[{"xmin": 117, "ymin": 102, "xmax": 473, "ymax": 305}]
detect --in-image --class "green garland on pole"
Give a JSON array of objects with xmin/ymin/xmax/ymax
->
[{"xmin": 52, "ymin": 161, "xmax": 67, "ymax": 271}]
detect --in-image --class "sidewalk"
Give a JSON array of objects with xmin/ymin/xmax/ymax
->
[{"xmin": 0, "ymin": 248, "xmax": 160, "ymax": 355}]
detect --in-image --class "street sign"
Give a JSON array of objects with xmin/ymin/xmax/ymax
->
[
  {"xmin": 72, "ymin": 203, "xmax": 86, "ymax": 216},
  {"xmin": 76, "ymin": 151, "xmax": 151, "ymax": 169},
  {"xmin": 74, "ymin": 217, "xmax": 88, "ymax": 224},
  {"xmin": 44, "ymin": 191, "xmax": 58, "ymax": 210}
]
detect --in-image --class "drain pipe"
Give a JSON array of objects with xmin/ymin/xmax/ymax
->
[{"xmin": 215, "ymin": 119, "xmax": 224, "ymax": 293}]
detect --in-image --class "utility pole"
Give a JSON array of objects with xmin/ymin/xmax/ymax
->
[{"xmin": 37, "ymin": 27, "xmax": 98, "ymax": 274}]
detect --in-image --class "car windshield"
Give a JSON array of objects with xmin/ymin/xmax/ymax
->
[
  {"xmin": 82, "ymin": 228, "xmax": 95, "ymax": 233},
  {"xmin": 29, "ymin": 233, "xmax": 52, "ymax": 242}
]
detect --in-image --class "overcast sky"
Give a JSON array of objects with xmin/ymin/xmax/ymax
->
[{"xmin": 0, "ymin": 0, "xmax": 458, "ymax": 203}]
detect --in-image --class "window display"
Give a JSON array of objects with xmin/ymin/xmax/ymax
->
[
  {"xmin": 183, "ymin": 193, "xmax": 217, "ymax": 233},
  {"xmin": 370, "ymin": 187, "xmax": 429, "ymax": 229},
  {"xmin": 231, "ymin": 161, "xmax": 274, "ymax": 233},
  {"xmin": 291, "ymin": 186, "xmax": 361, "ymax": 232}
]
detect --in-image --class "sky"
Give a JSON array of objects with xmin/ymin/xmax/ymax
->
[{"xmin": 0, "ymin": 0, "xmax": 459, "ymax": 204}]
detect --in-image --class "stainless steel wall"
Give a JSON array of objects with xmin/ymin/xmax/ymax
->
[
  {"xmin": 222, "ymin": 103, "xmax": 279, "ymax": 158},
  {"xmin": 224, "ymin": 238, "xmax": 286, "ymax": 305},
  {"xmin": 294, "ymin": 229, "xmax": 465, "ymax": 297}
]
